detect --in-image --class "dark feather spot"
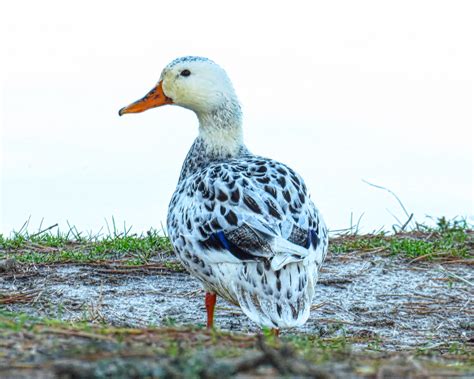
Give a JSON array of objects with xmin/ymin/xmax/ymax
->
[
  {"xmin": 243, "ymin": 195, "xmax": 262, "ymax": 214},
  {"xmin": 298, "ymin": 192, "xmax": 305, "ymax": 203},
  {"xmin": 220, "ymin": 206, "xmax": 226, "ymax": 215},
  {"xmin": 256, "ymin": 176, "xmax": 270, "ymax": 184},
  {"xmin": 310, "ymin": 229, "xmax": 320, "ymax": 248},
  {"xmin": 264, "ymin": 185, "xmax": 277, "ymax": 198},
  {"xmin": 277, "ymin": 304, "xmax": 282, "ymax": 317},
  {"xmin": 283, "ymin": 190, "xmax": 291, "ymax": 202},
  {"xmin": 204, "ymin": 203, "xmax": 214, "ymax": 212},
  {"xmin": 291, "ymin": 304, "xmax": 298, "ymax": 319},
  {"xmin": 211, "ymin": 219, "xmax": 221, "ymax": 230},
  {"xmin": 293, "ymin": 200, "xmax": 302, "ymax": 209},
  {"xmin": 217, "ymin": 190, "xmax": 228, "ymax": 202},
  {"xmin": 224, "ymin": 210, "xmax": 238, "ymax": 226},
  {"xmin": 256, "ymin": 262, "xmax": 264, "ymax": 275},
  {"xmin": 198, "ymin": 226, "xmax": 207, "ymax": 239},
  {"xmin": 277, "ymin": 167, "xmax": 287, "ymax": 175},
  {"xmin": 230, "ymin": 189, "xmax": 240, "ymax": 203},
  {"xmin": 277, "ymin": 176, "xmax": 286, "ymax": 187},
  {"xmin": 266, "ymin": 199, "xmax": 282, "ymax": 219},
  {"xmin": 264, "ymin": 259, "xmax": 271, "ymax": 271},
  {"xmin": 291, "ymin": 174, "xmax": 300, "ymax": 186},
  {"xmin": 298, "ymin": 277, "xmax": 304, "ymax": 291},
  {"xmin": 287, "ymin": 289, "xmax": 292, "ymax": 299},
  {"xmin": 256, "ymin": 166, "xmax": 267, "ymax": 173}
]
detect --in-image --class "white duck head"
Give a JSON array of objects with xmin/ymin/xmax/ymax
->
[{"xmin": 119, "ymin": 56, "xmax": 244, "ymax": 155}]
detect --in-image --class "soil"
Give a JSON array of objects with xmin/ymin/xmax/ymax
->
[{"xmin": 1, "ymin": 250, "xmax": 473, "ymax": 378}]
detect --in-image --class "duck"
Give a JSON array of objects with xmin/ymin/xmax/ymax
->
[{"xmin": 119, "ymin": 56, "xmax": 328, "ymax": 333}]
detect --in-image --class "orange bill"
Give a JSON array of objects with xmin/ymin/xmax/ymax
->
[{"xmin": 119, "ymin": 81, "xmax": 173, "ymax": 116}]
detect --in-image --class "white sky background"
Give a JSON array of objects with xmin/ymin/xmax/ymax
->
[{"xmin": 1, "ymin": 0, "xmax": 473, "ymax": 235}]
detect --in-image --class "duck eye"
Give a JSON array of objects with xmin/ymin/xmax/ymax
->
[{"xmin": 180, "ymin": 69, "xmax": 191, "ymax": 77}]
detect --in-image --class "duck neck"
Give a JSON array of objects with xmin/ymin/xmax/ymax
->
[
  {"xmin": 197, "ymin": 99, "xmax": 244, "ymax": 157},
  {"xmin": 178, "ymin": 100, "xmax": 249, "ymax": 182}
]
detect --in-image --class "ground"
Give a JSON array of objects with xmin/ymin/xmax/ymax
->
[{"xmin": 0, "ymin": 218, "xmax": 473, "ymax": 378}]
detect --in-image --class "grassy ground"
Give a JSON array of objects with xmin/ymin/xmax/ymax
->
[
  {"xmin": 1, "ymin": 217, "xmax": 471, "ymax": 266},
  {"xmin": 1, "ymin": 309, "xmax": 472, "ymax": 378},
  {"xmin": 1, "ymin": 217, "xmax": 473, "ymax": 378}
]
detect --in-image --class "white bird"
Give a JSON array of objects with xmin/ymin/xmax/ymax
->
[{"xmin": 119, "ymin": 56, "xmax": 328, "ymax": 333}]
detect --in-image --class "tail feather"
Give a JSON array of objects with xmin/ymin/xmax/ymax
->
[
  {"xmin": 232, "ymin": 262, "xmax": 314, "ymax": 328},
  {"xmin": 270, "ymin": 237, "xmax": 309, "ymax": 271}
]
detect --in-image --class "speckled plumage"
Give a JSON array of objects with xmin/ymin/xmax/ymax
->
[{"xmin": 167, "ymin": 137, "xmax": 328, "ymax": 328}]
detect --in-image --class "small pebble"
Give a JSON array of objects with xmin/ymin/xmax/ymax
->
[{"xmin": 0, "ymin": 258, "xmax": 16, "ymax": 272}]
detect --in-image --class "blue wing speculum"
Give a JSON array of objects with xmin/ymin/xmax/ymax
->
[{"xmin": 199, "ymin": 225, "xmax": 321, "ymax": 265}]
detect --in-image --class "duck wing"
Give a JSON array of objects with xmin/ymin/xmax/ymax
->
[{"xmin": 169, "ymin": 156, "xmax": 328, "ymax": 270}]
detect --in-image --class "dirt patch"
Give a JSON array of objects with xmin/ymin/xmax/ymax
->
[{"xmin": 2, "ymin": 252, "xmax": 473, "ymax": 347}]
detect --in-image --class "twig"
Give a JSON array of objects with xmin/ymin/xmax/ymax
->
[
  {"xmin": 256, "ymin": 335, "xmax": 292, "ymax": 374},
  {"xmin": 310, "ymin": 302, "xmax": 327, "ymax": 311},
  {"xmin": 40, "ymin": 327, "xmax": 116, "ymax": 341},
  {"xmin": 318, "ymin": 278, "xmax": 353, "ymax": 286},
  {"xmin": 362, "ymin": 179, "xmax": 410, "ymax": 218},
  {"xmin": 408, "ymin": 253, "xmax": 432, "ymax": 264},
  {"xmin": 441, "ymin": 259, "xmax": 474, "ymax": 265},
  {"xmin": 30, "ymin": 223, "xmax": 59, "ymax": 238},
  {"xmin": 400, "ymin": 213, "xmax": 414, "ymax": 232},
  {"xmin": 354, "ymin": 212, "xmax": 365, "ymax": 235},
  {"xmin": 387, "ymin": 208, "xmax": 403, "ymax": 227},
  {"xmin": 438, "ymin": 265, "xmax": 473, "ymax": 287},
  {"xmin": 231, "ymin": 352, "xmax": 268, "ymax": 374},
  {"xmin": 16, "ymin": 216, "xmax": 31, "ymax": 236}
]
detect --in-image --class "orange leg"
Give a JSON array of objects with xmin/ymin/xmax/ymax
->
[
  {"xmin": 205, "ymin": 292, "xmax": 217, "ymax": 329},
  {"xmin": 271, "ymin": 328, "xmax": 280, "ymax": 337}
]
